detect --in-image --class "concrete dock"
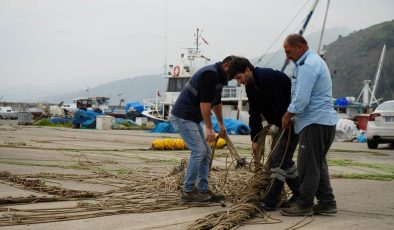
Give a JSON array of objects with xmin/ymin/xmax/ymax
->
[{"xmin": 0, "ymin": 119, "xmax": 393, "ymax": 229}]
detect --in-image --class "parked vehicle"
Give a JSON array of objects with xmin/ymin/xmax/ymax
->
[
  {"xmin": 367, "ymin": 100, "xmax": 394, "ymax": 149},
  {"xmin": 0, "ymin": 106, "xmax": 18, "ymax": 119}
]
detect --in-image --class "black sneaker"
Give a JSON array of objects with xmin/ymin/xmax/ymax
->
[
  {"xmin": 181, "ymin": 191, "xmax": 211, "ymax": 202},
  {"xmin": 280, "ymin": 204, "xmax": 313, "ymax": 216},
  {"xmin": 259, "ymin": 201, "xmax": 276, "ymax": 211},
  {"xmin": 313, "ymin": 201, "xmax": 337, "ymax": 214},
  {"xmin": 200, "ymin": 190, "xmax": 225, "ymax": 202}
]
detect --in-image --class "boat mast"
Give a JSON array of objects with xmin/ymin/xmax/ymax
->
[
  {"xmin": 164, "ymin": 0, "xmax": 168, "ymax": 77},
  {"xmin": 369, "ymin": 44, "xmax": 386, "ymax": 106},
  {"xmin": 195, "ymin": 28, "xmax": 200, "ymax": 54},
  {"xmin": 281, "ymin": 0, "xmax": 320, "ymax": 72},
  {"xmin": 317, "ymin": 0, "xmax": 330, "ymax": 54}
]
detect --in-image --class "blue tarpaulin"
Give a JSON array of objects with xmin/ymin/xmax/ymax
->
[
  {"xmin": 151, "ymin": 116, "xmax": 250, "ymax": 135},
  {"xmin": 124, "ymin": 101, "xmax": 144, "ymax": 113},
  {"xmin": 49, "ymin": 117, "xmax": 72, "ymax": 124},
  {"xmin": 72, "ymin": 109, "xmax": 103, "ymax": 129},
  {"xmin": 151, "ymin": 122, "xmax": 176, "ymax": 133},
  {"xmin": 211, "ymin": 117, "xmax": 251, "ymax": 135},
  {"xmin": 335, "ymin": 98, "xmax": 349, "ymax": 108}
]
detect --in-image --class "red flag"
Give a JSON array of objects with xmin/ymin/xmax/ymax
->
[{"xmin": 157, "ymin": 89, "xmax": 161, "ymax": 97}]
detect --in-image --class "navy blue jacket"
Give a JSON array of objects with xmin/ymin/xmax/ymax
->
[
  {"xmin": 171, "ymin": 63, "xmax": 227, "ymax": 123},
  {"xmin": 247, "ymin": 68, "xmax": 291, "ymax": 141}
]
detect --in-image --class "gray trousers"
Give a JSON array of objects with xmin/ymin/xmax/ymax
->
[{"xmin": 297, "ymin": 124, "xmax": 336, "ymax": 208}]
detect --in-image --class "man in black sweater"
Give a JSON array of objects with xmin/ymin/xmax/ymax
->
[{"xmin": 227, "ymin": 57, "xmax": 300, "ymax": 211}]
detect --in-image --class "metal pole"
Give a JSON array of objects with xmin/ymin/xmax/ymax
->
[
  {"xmin": 370, "ymin": 44, "xmax": 386, "ymax": 106},
  {"xmin": 317, "ymin": 0, "xmax": 330, "ymax": 54}
]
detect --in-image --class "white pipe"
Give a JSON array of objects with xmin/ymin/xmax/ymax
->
[
  {"xmin": 370, "ymin": 44, "xmax": 386, "ymax": 106},
  {"xmin": 362, "ymin": 80, "xmax": 370, "ymax": 106}
]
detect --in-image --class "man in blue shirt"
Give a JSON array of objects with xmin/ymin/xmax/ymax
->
[{"xmin": 281, "ymin": 34, "xmax": 338, "ymax": 216}]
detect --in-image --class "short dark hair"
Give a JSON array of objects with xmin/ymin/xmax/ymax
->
[
  {"xmin": 227, "ymin": 57, "xmax": 254, "ymax": 80},
  {"xmin": 285, "ymin": 34, "xmax": 308, "ymax": 47},
  {"xmin": 222, "ymin": 55, "xmax": 238, "ymax": 64}
]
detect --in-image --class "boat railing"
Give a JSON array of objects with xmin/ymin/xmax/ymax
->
[
  {"xmin": 142, "ymin": 99, "xmax": 159, "ymax": 111},
  {"xmin": 222, "ymin": 86, "xmax": 237, "ymax": 98},
  {"xmin": 222, "ymin": 86, "xmax": 248, "ymax": 100}
]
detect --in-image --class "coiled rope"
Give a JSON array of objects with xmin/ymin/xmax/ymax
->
[{"xmin": 187, "ymin": 127, "xmax": 293, "ymax": 230}]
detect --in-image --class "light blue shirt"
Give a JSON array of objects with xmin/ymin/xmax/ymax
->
[{"xmin": 288, "ymin": 49, "xmax": 338, "ymax": 133}]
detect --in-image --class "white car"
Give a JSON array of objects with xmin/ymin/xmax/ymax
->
[{"xmin": 367, "ymin": 100, "xmax": 394, "ymax": 149}]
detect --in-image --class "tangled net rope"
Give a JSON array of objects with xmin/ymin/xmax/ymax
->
[
  {"xmin": 186, "ymin": 127, "xmax": 287, "ymax": 230},
  {"xmin": 0, "ymin": 156, "xmax": 253, "ymax": 226},
  {"xmin": 0, "ymin": 130, "xmax": 285, "ymax": 228}
]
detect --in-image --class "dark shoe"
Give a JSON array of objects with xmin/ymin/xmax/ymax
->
[
  {"xmin": 280, "ymin": 195, "xmax": 298, "ymax": 208},
  {"xmin": 280, "ymin": 204, "xmax": 313, "ymax": 216},
  {"xmin": 181, "ymin": 191, "xmax": 211, "ymax": 202},
  {"xmin": 313, "ymin": 202, "xmax": 337, "ymax": 214},
  {"xmin": 259, "ymin": 201, "xmax": 276, "ymax": 211},
  {"xmin": 200, "ymin": 190, "xmax": 225, "ymax": 202}
]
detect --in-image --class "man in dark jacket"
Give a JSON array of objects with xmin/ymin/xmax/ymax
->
[
  {"xmin": 227, "ymin": 57, "xmax": 300, "ymax": 211},
  {"xmin": 170, "ymin": 56, "xmax": 236, "ymax": 202}
]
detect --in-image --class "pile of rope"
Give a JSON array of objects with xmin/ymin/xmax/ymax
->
[
  {"xmin": 0, "ymin": 171, "xmax": 100, "ymax": 199},
  {"xmin": 0, "ymin": 160, "xmax": 253, "ymax": 226},
  {"xmin": 187, "ymin": 127, "xmax": 283, "ymax": 230},
  {"xmin": 0, "ymin": 130, "xmax": 279, "ymax": 228}
]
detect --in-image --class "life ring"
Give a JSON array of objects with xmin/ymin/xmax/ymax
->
[{"xmin": 172, "ymin": 65, "xmax": 180, "ymax": 77}]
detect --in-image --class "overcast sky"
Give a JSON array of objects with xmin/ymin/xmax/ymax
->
[{"xmin": 0, "ymin": 0, "xmax": 393, "ymax": 100}]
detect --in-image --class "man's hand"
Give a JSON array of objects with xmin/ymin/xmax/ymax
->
[
  {"xmin": 268, "ymin": 125, "xmax": 279, "ymax": 135},
  {"xmin": 205, "ymin": 127, "xmax": 216, "ymax": 143},
  {"xmin": 282, "ymin": 111, "xmax": 294, "ymax": 129},
  {"xmin": 218, "ymin": 124, "xmax": 227, "ymax": 138}
]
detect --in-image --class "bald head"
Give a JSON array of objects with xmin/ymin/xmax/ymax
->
[
  {"xmin": 285, "ymin": 34, "xmax": 309, "ymax": 47},
  {"xmin": 283, "ymin": 34, "xmax": 309, "ymax": 62}
]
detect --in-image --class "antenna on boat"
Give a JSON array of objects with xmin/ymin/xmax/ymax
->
[{"xmin": 194, "ymin": 28, "xmax": 201, "ymax": 54}]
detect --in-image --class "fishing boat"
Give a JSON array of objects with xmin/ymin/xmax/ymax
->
[
  {"xmin": 0, "ymin": 106, "xmax": 18, "ymax": 119},
  {"xmin": 142, "ymin": 28, "xmax": 248, "ymax": 124}
]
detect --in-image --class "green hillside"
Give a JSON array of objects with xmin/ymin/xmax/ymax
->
[{"xmin": 324, "ymin": 20, "xmax": 394, "ymax": 101}]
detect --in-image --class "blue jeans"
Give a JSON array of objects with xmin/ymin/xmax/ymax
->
[{"xmin": 170, "ymin": 114, "xmax": 212, "ymax": 193}]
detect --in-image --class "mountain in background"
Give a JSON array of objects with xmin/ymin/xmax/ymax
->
[
  {"xmin": 41, "ymin": 75, "xmax": 166, "ymax": 105},
  {"xmin": 324, "ymin": 20, "xmax": 394, "ymax": 100},
  {"xmin": 31, "ymin": 23, "xmax": 394, "ymax": 105},
  {"xmin": 253, "ymin": 27, "xmax": 353, "ymax": 71},
  {"xmin": 41, "ymin": 27, "xmax": 352, "ymax": 105}
]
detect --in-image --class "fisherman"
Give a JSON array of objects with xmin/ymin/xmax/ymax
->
[
  {"xmin": 227, "ymin": 57, "xmax": 300, "ymax": 211},
  {"xmin": 169, "ymin": 55, "xmax": 237, "ymax": 202},
  {"xmin": 281, "ymin": 34, "xmax": 338, "ymax": 216}
]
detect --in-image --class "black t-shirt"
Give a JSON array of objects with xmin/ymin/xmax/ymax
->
[{"xmin": 198, "ymin": 70, "xmax": 221, "ymax": 105}]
